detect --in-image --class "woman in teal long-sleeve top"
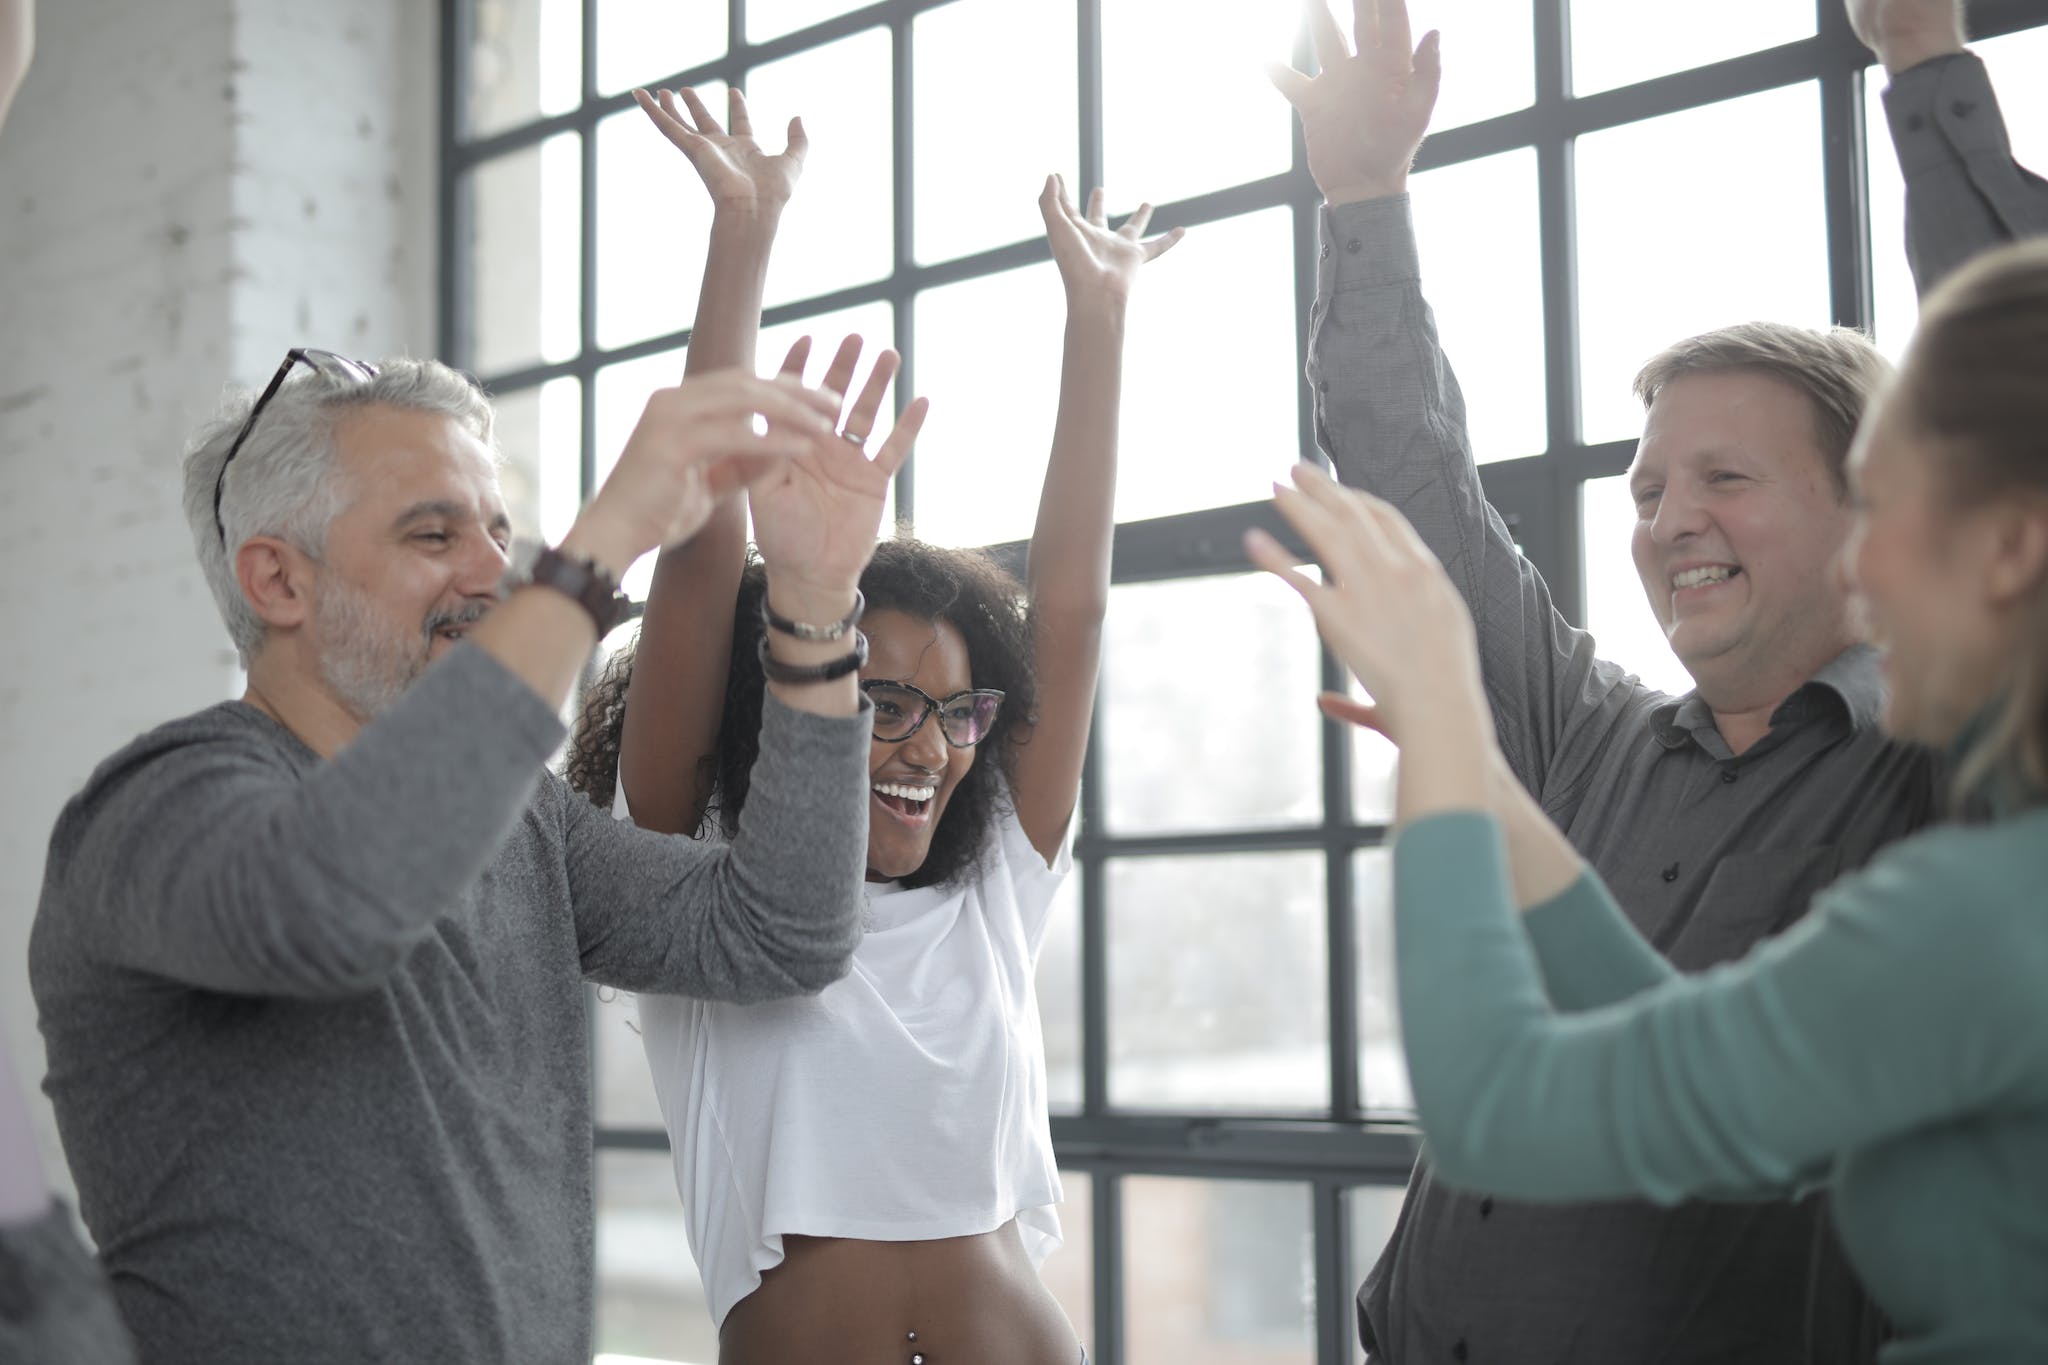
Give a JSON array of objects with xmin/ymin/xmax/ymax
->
[{"xmin": 1249, "ymin": 239, "xmax": 2048, "ymax": 1363}]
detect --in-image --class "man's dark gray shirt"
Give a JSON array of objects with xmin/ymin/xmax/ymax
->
[
  {"xmin": 1314, "ymin": 50, "xmax": 2046, "ymax": 1365},
  {"xmin": 29, "ymin": 645, "xmax": 872, "ymax": 1365}
]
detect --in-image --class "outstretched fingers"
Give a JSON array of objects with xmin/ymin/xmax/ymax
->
[
  {"xmin": 1375, "ymin": 0, "xmax": 1412, "ymax": 63},
  {"xmin": 1120, "ymin": 202, "xmax": 1155, "ymax": 238},
  {"xmin": 870, "ymin": 396, "xmax": 929, "ymax": 481},
  {"xmin": 1244, "ymin": 526, "xmax": 1324, "ymax": 605},
  {"xmin": 675, "ymin": 86, "xmax": 725, "ymax": 136},
  {"xmin": 726, "ymin": 86, "xmax": 754, "ymax": 137},
  {"xmin": 817, "ymin": 335, "xmax": 867, "ymax": 421},
  {"xmin": 1142, "ymin": 225, "xmax": 1187, "ymax": 261},
  {"xmin": 1310, "ymin": 0, "xmax": 1352, "ymax": 70},
  {"xmin": 842, "ymin": 349, "xmax": 900, "ymax": 443},
  {"xmin": 777, "ymin": 336, "xmax": 813, "ymax": 380},
  {"xmin": 635, "ymin": 88, "xmax": 706, "ymax": 152}
]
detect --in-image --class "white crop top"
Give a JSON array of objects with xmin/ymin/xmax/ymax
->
[{"xmin": 620, "ymin": 783, "xmax": 1072, "ymax": 1327}]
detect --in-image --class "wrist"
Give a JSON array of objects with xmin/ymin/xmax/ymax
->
[
  {"xmin": 1323, "ymin": 175, "xmax": 1408, "ymax": 207},
  {"xmin": 1878, "ymin": 31, "xmax": 1966, "ymax": 75},
  {"xmin": 557, "ymin": 509, "xmax": 645, "ymax": 583},
  {"xmin": 709, "ymin": 199, "xmax": 787, "ymax": 233},
  {"xmin": 763, "ymin": 574, "xmax": 860, "ymax": 629}
]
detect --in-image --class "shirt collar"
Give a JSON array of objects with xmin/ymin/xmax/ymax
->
[{"xmin": 1648, "ymin": 644, "xmax": 1886, "ymax": 751}]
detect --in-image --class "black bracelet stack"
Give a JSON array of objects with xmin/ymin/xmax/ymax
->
[{"xmin": 757, "ymin": 587, "xmax": 868, "ymax": 684}]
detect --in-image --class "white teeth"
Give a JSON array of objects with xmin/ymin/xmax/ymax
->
[
  {"xmin": 1672, "ymin": 566, "xmax": 1736, "ymax": 590},
  {"xmin": 872, "ymin": 782, "xmax": 936, "ymax": 802}
]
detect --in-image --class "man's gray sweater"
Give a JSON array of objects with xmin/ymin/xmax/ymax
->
[{"xmin": 29, "ymin": 645, "xmax": 870, "ymax": 1364}]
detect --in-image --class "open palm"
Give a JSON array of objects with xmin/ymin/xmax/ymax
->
[
  {"xmin": 634, "ymin": 85, "xmax": 806, "ymax": 209},
  {"xmin": 1040, "ymin": 175, "xmax": 1185, "ymax": 304},
  {"xmin": 1269, "ymin": 0, "xmax": 1441, "ymax": 204},
  {"xmin": 749, "ymin": 336, "xmax": 928, "ymax": 592}
]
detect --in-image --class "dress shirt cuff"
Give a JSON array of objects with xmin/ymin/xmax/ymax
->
[
  {"xmin": 1319, "ymin": 196, "xmax": 1422, "ymax": 297},
  {"xmin": 1881, "ymin": 51, "xmax": 2011, "ymax": 179}
]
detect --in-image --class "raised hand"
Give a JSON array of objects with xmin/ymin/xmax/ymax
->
[
  {"xmin": 1268, "ymin": 0, "xmax": 1441, "ymax": 205},
  {"xmin": 749, "ymin": 336, "xmax": 929, "ymax": 605},
  {"xmin": 1039, "ymin": 175, "xmax": 1185, "ymax": 308},
  {"xmin": 572, "ymin": 372, "xmax": 841, "ymax": 573},
  {"xmin": 1245, "ymin": 462, "xmax": 1486, "ymax": 747},
  {"xmin": 1845, "ymin": 0, "xmax": 1965, "ymax": 75},
  {"xmin": 633, "ymin": 85, "xmax": 807, "ymax": 212}
]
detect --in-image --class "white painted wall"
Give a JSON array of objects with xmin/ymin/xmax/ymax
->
[{"xmin": 0, "ymin": 0, "xmax": 438, "ymax": 1201}]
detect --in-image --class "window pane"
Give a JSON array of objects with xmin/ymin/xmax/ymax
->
[
  {"xmin": 1040, "ymin": 1172, "xmax": 1095, "ymax": 1356},
  {"xmin": 1867, "ymin": 27, "xmax": 2048, "ymax": 355},
  {"xmin": 466, "ymin": 0, "xmax": 581, "ymax": 140},
  {"xmin": 595, "ymin": 346, "xmax": 688, "ymax": 599},
  {"xmin": 594, "ymin": 85, "xmax": 727, "ymax": 351},
  {"xmin": 1344, "ymin": 1185, "xmax": 1408, "ymax": 1364},
  {"xmin": 910, "ymin": 259, "xmax": 1062, "ymax": 547},
  {"xmin": 595, "ymin": 1149, "xmax": 718, "ymax": 1362},
  {"xmin": 1101, "ymin": 0, "xmax": 1297, "ymax": 208},
  {"xmin": 1569, "ymin": 0, "xmax": 1812, "ymax": 97},
  {"xmin": 1581, "ymin": 474, "xmax": 1694, "ymax": 696},
  {"xmin": 746, "ymin": 0, "xmax": 865, "ymax": 44},
  {"xmin": 1410, "ymin": 147, "xmax": 1544, "ymax": 463},
  {"xmin": 469, "ymin": 135, "xmax": 584, "ymax": 377},
  {"xmin": 1040, "ymin": 870, "xmax": 1083, "ymax": 1113},
  {"xmin": 594, "ymin": 988, "xmax": 665, "ymax": 1133},
  {"xmin": 914, "ymin": 0, "xmax": 1078, "ymax": 264},
  {"xmin": 1352, "ymin": 847, "xmax": 1412, "ymax": 1114},
  {"xmin": 1124, "ymin": 1177, "xmax": 1315, "ymax": 1365},
  {"xmin": 1101, "ymin": 573, "xmax": 1321, "ymax": 834},
  {"xmin": 1121, "ymin": 207, "xmax": 1301, "ymax": 522},
  {"xmin": 1406, "ymin": 0, "xmax": 1534, "ymax": 131},
  {"xmin": 491, "ymin": 377, "xmax": 583, "ymax": 546},
  {"xmin": 1577, "ymin": 83, "xmax": 1830, "ymax": 445},
  {"xmin": 1109, "ymin": 853, "xmax": 1328, "ymax": 1112},
  {"xmin": 748, "ymin": 31, "xmax": 895, "ymax": 309},
  {"xmin": 596, "ymin": 0, "xmax": 727, "ymax": 96}
]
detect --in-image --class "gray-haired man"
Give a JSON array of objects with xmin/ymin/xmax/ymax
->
[
  {"xmin": 31, "ymin": 354, "xmax": 889, "ymax": 1363},
  {"xmin": 1274, "ymin": 0, "xmax": 2048, "ymax": 1360}
]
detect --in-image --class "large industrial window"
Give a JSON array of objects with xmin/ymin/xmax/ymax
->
[{"xmin": 441, "ymin": 1, "xmax": 2048, "ymax": 1360}]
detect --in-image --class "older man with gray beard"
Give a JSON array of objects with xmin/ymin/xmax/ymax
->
[{"xmin": 29, "ymin": 349, "xmax": 905, "ymax": 1363}]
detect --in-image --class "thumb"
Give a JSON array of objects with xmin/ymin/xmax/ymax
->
[
  {"xmin": 1409, "ymin": 30, "xmax": 1442, "ymax": 114},
  {"xmin": 1267, "ymin": 62, "xmax": 1313, "ymax": 110},
  {"xmin": 1317, "ymin": 691, "xmax": 1395, "ymax": 739}
]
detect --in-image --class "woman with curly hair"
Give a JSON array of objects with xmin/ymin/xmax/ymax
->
[{"xmin": 565, "ymin": 84, "xmax": 1180, "ymax": 1365}]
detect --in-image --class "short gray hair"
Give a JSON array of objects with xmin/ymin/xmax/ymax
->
[{"xmin": 181, "ymin": 357, "xmax": 497, "ymax": 666}]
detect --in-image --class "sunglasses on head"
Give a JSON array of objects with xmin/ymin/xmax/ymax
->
[{"xmin": 212, "ymin": 347, "xmax": 379, "ymax": 546}]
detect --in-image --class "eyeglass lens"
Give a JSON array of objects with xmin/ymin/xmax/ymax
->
[{"xmin": 865, "ymin": 684, "xmax": 1002, "ymax": 747}]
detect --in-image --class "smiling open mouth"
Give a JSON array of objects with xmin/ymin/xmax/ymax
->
[
  {"xmin": 871, "ymin": 780, "xmax": 936, "ymax": 821},
  {"xmin": 1672, "ymin": 565, "xmax": 1741, "ymax": 591}
]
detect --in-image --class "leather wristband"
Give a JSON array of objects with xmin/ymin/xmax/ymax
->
[
  {"xmin": 500, "ymin": 540, "xmax": 631, "ymax": 638},
  {"xmin": 761, "ymin": 587, "xmax": 865, "ymax": 642},
  {"xmin": 757, "ymin": 630, "xmax": 868, "ymax": 686}
]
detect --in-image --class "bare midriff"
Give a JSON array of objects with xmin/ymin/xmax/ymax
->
[{"xmin": 717, "ymin": 1222, "xmax": 1079, "ymax": 1365}]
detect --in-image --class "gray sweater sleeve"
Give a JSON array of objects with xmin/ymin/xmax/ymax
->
[
  {"xmin": 561, "ymin": 690, "xmax": 870, "ymax": 1003},
  {"xmin": 1307, "ymin": 195, "xmax": 1649, "ymax": 800},
  {"xmin": 1883, "ymin": 51, "xmax": 2048, "ymax": 295},
  {"xmin": 51, "ymin": 646, "xmax": 567, "ymax": 998}
]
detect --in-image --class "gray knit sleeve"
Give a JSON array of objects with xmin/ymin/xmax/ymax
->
[
  {"xmin": 562, "ymin": 690, "xmax": 870, "ymax": 1002},
  {"xmin": 48, "ymin": 646, "xmax": 566, "ymax": 998}
]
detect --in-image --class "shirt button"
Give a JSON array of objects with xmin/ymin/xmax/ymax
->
[
  {"xmin": 1346, "ymin": 237, "xmax": 1363, "ymax": 253},
  {"xmin": 1661, "ymin": 863, "xmax": 1681, "ymax": 883},
  {"xmin": 1952, "ymin": 99, "xmax": 1978, "ymax": 118},
  {"xmin": 1721, "ymin": 769, "xmax": 1738, "ymax": 784},
  {"xmin": 1320, "ymin": 242, "xmax": 1331, "ymax": 259},
  {"xmin": 1453, "ymin": 1340, "xmax": 1470, "ymax": 1362},
  {"xmin": 1479, "ymin": 1198, "xmax": 1494, "ymax": 1218},
  {"xmin": 1906, "ymin": 112, "xmax": 1926, "ymax": 132}
]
